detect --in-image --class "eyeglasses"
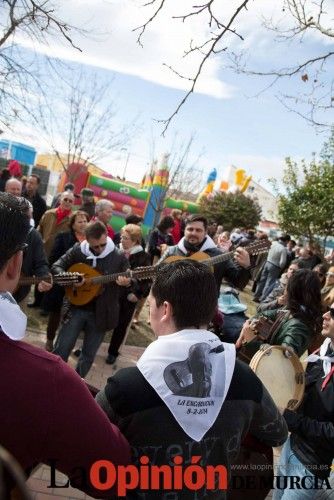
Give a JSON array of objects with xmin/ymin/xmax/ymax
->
[
  {"xmin": 327, "ymin": 307, "xmax": 334, "ymax": 320},
  {"xmin": 90, "ymin": 242, "xmax": 107, "ymax": 251},
  {"xmin": 120, "ymin": 236, "xmax": 131, "ymax": 241},
  {"xmin": 63, "ymin": 198, "xmax": 74, "ymax": 203}
]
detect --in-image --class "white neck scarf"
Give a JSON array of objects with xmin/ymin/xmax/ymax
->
[
  {"xmin": 119, "ymin": 243, "xmax": 143, "ymax": 256},
  {"xmin": 177, "ymin": 235, "xmax": 217, "ymax": 255},
  {"xmin": 306, "ymin": 338, "xmax": 334, "ymax": 378},
  {"xmin": 0, "ymin": 292, "xmax": 27, "ymax": 340},
  {"xmin": 137, "ymin": 329, "xmax": 236, "ymax": 442},
  {"xmin": 80, "ymin": 237, "xmax": 115, "ymax": 267}
]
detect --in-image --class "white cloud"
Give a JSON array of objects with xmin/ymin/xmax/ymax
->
[
  {"xmin": 12, "ymin": 0, "xmax": 235, "ymax": 99},
  {"xmin": 10, "ymin": 0, "xmax": 332, "ymax": 100}
]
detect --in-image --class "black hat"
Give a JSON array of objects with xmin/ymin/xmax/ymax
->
[{"xmin": 80, "ymin": 188, "xmax": 94, "ymax": 197}]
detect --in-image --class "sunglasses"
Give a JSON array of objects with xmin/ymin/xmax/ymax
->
[
  {"xmin": 327, "ymin": 307, "xmax": 334, "ymax": 320},
  {"xmin": 90, "ymin": 242, "xmax": 107, "ymax": 251}
]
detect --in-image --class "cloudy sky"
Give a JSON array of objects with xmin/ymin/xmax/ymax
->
[{"xmin": 4, "ymin": 0, "xmax": 334, "ymax": 191}]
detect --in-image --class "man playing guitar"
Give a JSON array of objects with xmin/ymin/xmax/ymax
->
[{"xmin": 159, "ymin": 214, "xmax": 252, "ymax": 295}]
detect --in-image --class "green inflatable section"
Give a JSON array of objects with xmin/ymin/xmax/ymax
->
[
  {"xmin": 164, "ymin": 198, "xmax": 199, "ymax": 213},
  {"xmin": 110, "ymin": 214, "xmax": 150, "ymax": 237},
  {"xmin": 90, "ymin": 175, "xmax": 149, "ymax": 201}
]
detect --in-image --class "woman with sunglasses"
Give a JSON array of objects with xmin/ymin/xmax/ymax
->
[
  {"xmin": 236, "ymin": 269, "xmax": 323, "ymax": 358},
  {"xmin": 42, "ymin": 210, "xmax": 89, "ymax": 351},
  {"xmin": 37, "ymin": 191, "xmax": 75, "ymax": 257}
]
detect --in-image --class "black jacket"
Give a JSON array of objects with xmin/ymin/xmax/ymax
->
[
  {"xmin": 23, "ymin": 191, "xmax": 47, "ymax": 227},
  {"xmin": 148, "ymin": 229, "xmax": 174, "ymax": 262},
  {"xmin": 97, "ymin": 360, "xmax": 288, "ymax": 499},
  {"xmin": 284, "ymin": 354, "xmax": 334, "ymax": 479},
  {"xmin": 126, "ymin": 250, "xmax": 151, "ymax": 299},
  {"xmin": 14, "ymin": 228, "xmax": 49, "ymax": 303},
  {"xmin": 52, "ymin": 243, "xmax": 129, "ymax": 331}
]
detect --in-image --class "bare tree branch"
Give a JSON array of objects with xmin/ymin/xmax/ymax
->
[
  {"xmin": 135, "ymin": 0, "xmax": 250, "ymax": 134},
  {"xmin": 31, "ymin": 70, "xmax": 138, "ymax": 180},
  {"xmin": 133, "ymin": 0, "xmax": 166, "ymax": 47},
  {"xmin": 136, "ymin": 0, "xmax": 333, "ymax": 131}
]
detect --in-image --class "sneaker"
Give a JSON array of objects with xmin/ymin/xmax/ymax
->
[
  {"xmin": 106, "ymin": 354, "xmax": 117, "ymax": 365},
  {"xmin": 45, "ymin": 340, "xmax": 53, "ymax": 352}
]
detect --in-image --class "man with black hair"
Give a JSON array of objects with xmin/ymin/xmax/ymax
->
[
  {"xmin": 23, "ymin": 174, "xmax": 47, "ymax": 227},
  {"xmin": 97, "ymin": 260, "xmax": 287, "ymax": 499},
  {"xmin": 52, "ymin": 220, "xmax": 131, "ymax": 377},
  {"xmin": 159, "ymin": 214, "xmax": 251, "ymax": 294},
  {"xmin": 0, "ymin": 193, "xmax": 130, "ymax": 498}
]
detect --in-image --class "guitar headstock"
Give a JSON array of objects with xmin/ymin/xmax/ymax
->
[
  {"xmin": 54, "ymin": 272, "xmax": 83, "ymax": 286},
  {"xmin": 245, "ymin": 239, "xmax": 271, "ymax": 256}
]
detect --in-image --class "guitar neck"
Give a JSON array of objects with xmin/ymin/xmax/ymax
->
[
  {"xmin": 90, "ymin": 266, "xmax": 156, "ymax": 285},
  {"xmin": 19, "ymin": 276, "xmax": 46, "ymax": 286},
  {"xmin": 202, "ymin": 250, "xmax": 235, "ymax": 267}
]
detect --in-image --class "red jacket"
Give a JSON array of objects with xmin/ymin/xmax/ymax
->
[
  {"xmin": 170, "ymin": 219, "xmax": 182, "ymax": 244},
  {"xmin": 0, "ymin": 332, "xmax": 130, "ymax": 497}
]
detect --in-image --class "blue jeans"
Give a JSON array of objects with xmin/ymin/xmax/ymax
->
[
  {"xmin": 53, "ymin": 308, "xmax": 105, "ymax": 378},
  {"xmin": 273, "ymin": 437, "xmax": 328, "ymax": 499}
]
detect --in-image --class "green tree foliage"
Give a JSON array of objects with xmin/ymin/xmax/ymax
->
[
  {"xmin": 199, "ymin": 191, "xmax": 262, "ymax": 231},
  {"xmin": 276, "ymin": 128, "xmax": 334, "ymax": 246}
]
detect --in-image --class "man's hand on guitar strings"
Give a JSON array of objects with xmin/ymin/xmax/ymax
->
[
  {"xmin": 234, "ymin": 247, "xmax": 251, "ymax": 268},
  {"xmin": 37, "ymin": 277, "xmax": 53, "ymax": 293},
  {"xmin": 116, "ymin": 276, "xmax": 131, "ymax": 287}
]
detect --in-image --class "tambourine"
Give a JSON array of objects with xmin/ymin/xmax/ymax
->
[{"xmin": 249, "ymin": 345, "xmax": 305, "ymax": 410}]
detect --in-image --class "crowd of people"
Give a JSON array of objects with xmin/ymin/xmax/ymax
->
[{"xmin": 0, "ymin": 169, "xmax": 333, "ymax": 499}]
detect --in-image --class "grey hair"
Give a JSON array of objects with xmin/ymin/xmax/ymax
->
[{"xmin": 95, "ymin": 199, "xmax": 113, "ymax": 214}]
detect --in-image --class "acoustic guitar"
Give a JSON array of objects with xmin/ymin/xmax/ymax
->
[{"xmin": 65, "ymin": 239, "xmax": 270, "ymax": 306}]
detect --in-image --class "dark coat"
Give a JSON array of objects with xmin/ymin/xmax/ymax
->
[
  {"xmin": 127, "ymin": 250, "xmax": 151, "ymax": 299},
  {"xmin": 13, "ymin": 228, "xmax": 49, "ymax": 303},
  {"xmin": 52, "ymin": 243, "xmax": 129, "ymax": 332},
  {"xmin": 147, "ymin": 229, "xmax": 174, "ymax": 262},
  {"xmin": 23, "ymin": 191, "xmax": 47, "ymax": 227},
  {"xmin": 284, "ymin": 354, "xmax": 334, "ymax": 479}
]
